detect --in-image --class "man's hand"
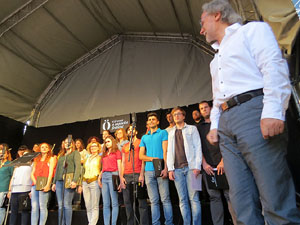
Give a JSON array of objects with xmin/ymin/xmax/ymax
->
[
  {"xmin": 216, "ymin": 159, "xmax": 224, "ymax": 175},
  {"xmin": 207, "ymin": 129, "xmax": 218, "ymax": 145},
  {"xmin": 193, "ymin": 169, "xmax": 201, "ymax": 177},
  {"xmin": 151, "ymin": 157, "xmax": 159, "ymax": 161},
  {"xmin": 203, "ymin": 160, "xmax": 214, "ymax": 175},
  {"xmin": 169, "ymin": 171, "xmax": 175, "ymax": 181},
  {"xmin": 51, "ymin": 184, "xmax": 56, "ymax": 192},
  {"xmin": 260, "ymin": 118, "xmax": 284, "ymax": 139},
  {"xmin": 138, "ymin": 174, "xmax": 144, "ymax": 187},
  {"xmin": 160, "ymin": 168, "xmax": 168, "ymax": 179}
]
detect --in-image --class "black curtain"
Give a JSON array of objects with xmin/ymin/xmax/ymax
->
[
  {"xmin": 22, "ymin": 104, "xmax": 201, "ymax": 154},
  {"xmin": 22, "ymin": 118, "xmax": 101, "ymax": 155},
  {"xmin": 0, "ymin": 115, "xmax": 25, "ymax": 158},
  {"xmin": 286, "ymin": 99, "xmax": 300, "ymax": 194}
]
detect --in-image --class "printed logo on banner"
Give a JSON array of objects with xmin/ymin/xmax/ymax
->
[
  {"xmin": 102, "ymin": 119, "xmax": 111, "ymax": 131},
  {"xmin": 100, "ymin": 114, "xmax": 130, "ymax": 133}
]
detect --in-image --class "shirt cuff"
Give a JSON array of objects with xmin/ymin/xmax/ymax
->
[
  {"xmin": 210, "ymin": 119, "xmax": 219, "ymax": 130},
  {"xmin": 261, "ymin": 103, "xmax": 286, "ymax": 121}
]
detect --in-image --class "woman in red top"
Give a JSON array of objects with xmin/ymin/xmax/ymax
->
[
  {"xmin": 31, "ymin": 143, "xmax": 57, "ymax": 225},
  {"xmin": 98, "ymin": 135, "xmax": 124, "ymax": 225}
]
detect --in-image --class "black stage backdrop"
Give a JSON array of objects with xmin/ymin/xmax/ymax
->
[
  {"xmin": 286, "ymin": 99, "xmax": 300, "ymax": 195},
  {"xmin": 0, "ymin": 115, "xmax": 25, "ymax": 158},
  {"xmin": 22, "ymin": 104, "xmax": 201, "ymax": 154}
]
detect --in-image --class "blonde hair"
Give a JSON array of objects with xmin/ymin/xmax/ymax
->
[{"xmin": 86, "ymin": 141, "xmax": 102, "ymax": 155}]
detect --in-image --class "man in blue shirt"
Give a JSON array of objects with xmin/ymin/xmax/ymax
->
[{"xmin": 139, "ymin": 112, "xmax": 173, "ymax": 225}]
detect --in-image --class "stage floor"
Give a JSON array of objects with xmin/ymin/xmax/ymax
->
[{"xmin": 5, "ymin": 202, "xmax": 236, "ymax": 225}]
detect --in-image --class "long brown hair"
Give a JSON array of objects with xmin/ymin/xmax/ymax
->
[
  {"xmin": 102, "ymin": 135, "xmax": 119, "ymax": 157},
  {"xmin": 34, "ymin": 143, "xmax": 53, "ymax": 163},
  {"xmin": 0, "ymin": 143, "xmax": 12, "ymax": 161},
  {"xmin": 6, "ymin": 151, "xmax": 12, "ymax": 161},
  {"xmin": 58, "ymin": 138, "xmax": 75, "ymax": 157},
  {"xmin": 115, "ymin": 128, "xmax": 128, "ymax": 143},
  {"xmin": 75, "ymin": 138, "xmax": 85, "ymax": 152}
]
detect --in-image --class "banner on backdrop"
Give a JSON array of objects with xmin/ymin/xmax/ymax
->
[
  {"xmin": 100, "ymin": 114, "xmax": 130, "ymax": 134},
  {"xmin": 292, "ymin": 0, "xmax": 300, "ymax": 19}
]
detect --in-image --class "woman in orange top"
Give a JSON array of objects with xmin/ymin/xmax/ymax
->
[{"xmin": 31, "ymin": 143, "xmax": 57, "ymax": 225}]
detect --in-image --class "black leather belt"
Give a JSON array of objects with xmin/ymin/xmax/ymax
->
[{"xmin": 221, "ymin": 88, "xmax": 263, "ymax": 112}]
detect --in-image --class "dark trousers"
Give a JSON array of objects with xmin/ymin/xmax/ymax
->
[
  {"xmin": 9, "ymin": 192, "xmax": 30, "ymax": 225},
  {"xmin": 122, "ymin": 173, "xmax": 149, "ymax": 225}
]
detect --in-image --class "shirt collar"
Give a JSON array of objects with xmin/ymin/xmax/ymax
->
[
  {"xmin": 175, "ymin": 123, "xmax": 187, "ymax": 130},
  {"xmin": 148, "ymin": 128, "xmax": 161, "ymax": 135},
  {"xmin": 211, "ymin": 23, "xmax": 242, "ymax": 50}
]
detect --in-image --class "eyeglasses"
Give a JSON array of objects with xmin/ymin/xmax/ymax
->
[{"xmin": 173, "ymin": 112, "xmax": 183, "ymax": 117}]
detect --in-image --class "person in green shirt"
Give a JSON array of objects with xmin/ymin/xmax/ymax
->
[
  {"xmin": 51, "ymin": 137, "xmax": 81, "ymax": 225},
  {"xmin": 0, "ymin": 143, "xmax": 13, "ymax": 225}
]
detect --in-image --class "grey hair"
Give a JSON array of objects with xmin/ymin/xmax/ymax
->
[{"xmin": 202, "ymin": 0, "xmax": 243, "ymax": 24}]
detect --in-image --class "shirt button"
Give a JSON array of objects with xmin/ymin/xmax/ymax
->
[
  {"xmin": 220, "ymin": 81, "xmax": 223, "ymax": 84},
  {"xmin": 223, "ymin": 94, "xmax": 226, "ymax": 97},
  {"xmin": 219, "ymin": 68, "xmax": 221, "ymax": 70},
  {"xmin": 219, "ymin": 55, "xmax": 221, "ymax": 57}
]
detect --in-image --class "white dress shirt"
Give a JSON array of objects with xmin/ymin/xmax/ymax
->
[
  {"xmin": 209, "ymin": 22, "xmax": 291, "ymax": 130},
  {"xmin": 167, "ymin": 123, "xmax": 202, "ymax": 171},
  {"xmin": 11, "ymin": 165, "xmax": 32, "ymax": 193}
]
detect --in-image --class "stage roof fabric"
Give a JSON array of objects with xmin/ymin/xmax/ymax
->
[{"xmin": 0, "ymin": 0, "xmax": 299, "ymax": 127}]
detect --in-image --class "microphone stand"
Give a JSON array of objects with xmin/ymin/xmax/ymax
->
[
  {"xmin": 127, "ymin": 120, "xmax": 139, "ymax": 225},
  {"xmin": 3, "ymin": 195, "xmax": 10, "ymax": 225}
]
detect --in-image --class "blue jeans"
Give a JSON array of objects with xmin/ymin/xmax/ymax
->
[
  {"xmin": 31, "ymin": 185, "xmax": 50, "ymax": 225},
  {"xmin": 0, "ymin": 192, "xmax": 7, "ymax": 225},
  {"xmin": 218, "ymin": 95, "xmax": 300, "ymax": 225},
  {"xmin": 145, "ymin": 171, "xmax": 173, "ymax": 225},
  {"xmin": 174, "ymin": 167, "xmax": 201, "ymax": 225},
  {"xmin": 9, "ymin": 192, "xmax": 30, "ymax": 225},
  {"xmin": 82, "ymin": 181, "xmax": 101, "ymax": 225},
  {"xmin": 102, "ymin": 172, "xmax": 119, "ymax": 225},
  {"xmin": 55, "ymin": 181, "xmax": 75, "ymax": 225}
]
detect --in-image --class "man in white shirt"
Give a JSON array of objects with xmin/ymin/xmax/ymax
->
[
  {"xmin": 200, "ymin": 0, "xmax": 300, "ymax": 224},
  {"xmin": 165, "ymin": 112, "xmax": 175, "ymax": 133},
  {"xmin": 167, "ymin": 107, "xmax": 202, "ymax": 225}
]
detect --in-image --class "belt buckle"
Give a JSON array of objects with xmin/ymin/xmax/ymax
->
[{"xmin": 221, "ymin": 102, "xmax": 229, "ymax": 111}]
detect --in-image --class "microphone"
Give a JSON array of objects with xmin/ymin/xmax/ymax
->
[
  {"xmin": 67, "ymin": 134, "xmax": 72, "ymax": 149},
  {"xmin": 132, "ymin": 112, "xmax": 136, "ymax": 126}
]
